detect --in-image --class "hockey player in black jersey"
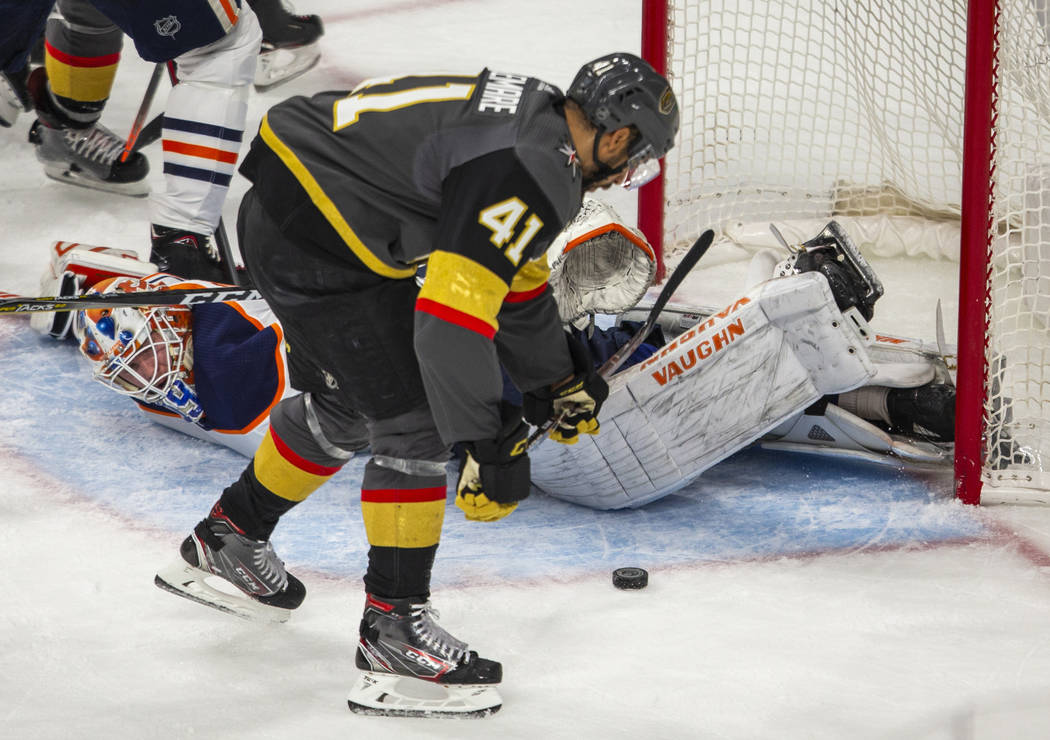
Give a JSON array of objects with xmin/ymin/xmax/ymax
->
[{"xmin": 154, "ymin": 52, "xmax": 679, "ymax": 716}]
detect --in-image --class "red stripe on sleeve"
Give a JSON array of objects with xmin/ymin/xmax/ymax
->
[
  {"xmin": 415, "ymin": 297, "xmax": 496, "ymax": 339},
  {"xmin": 504, "ymin": 282, "xmax": 548, "ymax": 303},
  {"xmin": 270, "ymin": 428, "xmax": 344, "ymax": 476},
  {"xmin": 361, "ymin": 487, "xmax": 448, "ymax": 504},
  {"xmin": 45, "ymin": 41, "xmax": 120, "ymax": 68}
]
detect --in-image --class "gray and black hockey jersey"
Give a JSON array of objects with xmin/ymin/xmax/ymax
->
[{"xmin": 239, "ymin": 69, "xmax": 584, "ymax": 444}]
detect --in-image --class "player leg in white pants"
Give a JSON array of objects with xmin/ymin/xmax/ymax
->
[{"xmin": 149, "ymin": 6, "xmax": 262, "ymax": 282}]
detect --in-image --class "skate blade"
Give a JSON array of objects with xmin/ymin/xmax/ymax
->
[
  {"xmin": 40, "ymin": 162, "xmax": 150, "ymax": 198},
  {"xmin": 154, "ymin": 558, "xmax": 292, "ymax": 624},
  {"xmin": 347, "ymin": 671, "xmax": 502, "ymax": 718},
  {"xmin": 254, "ymin": 44, "xmax": 321, "ymax": 92}
]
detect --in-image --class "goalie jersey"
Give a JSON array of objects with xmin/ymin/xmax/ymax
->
[
  {"xmin": 137, "ymin": 292, "xmax": 290, "ymax": 458},
  {"xmin": 29, "ymin": 243, "xmax": 292, "ymax": 458},
  {"xmin": 238, "ymin": 69, "xmax": 582, "ymax": 444}
]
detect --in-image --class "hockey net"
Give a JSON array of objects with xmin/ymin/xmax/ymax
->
[{"xmin": 640, "ymin": 0, "xmax": 1050, "ymax": 504}]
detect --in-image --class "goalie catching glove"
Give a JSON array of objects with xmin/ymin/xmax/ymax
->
[
  {"xmin": 523, "ymin": 332, "xmax": 609, "ymax": 444},
  {"xmin": 456, "ymin": 403, "xmax": 532, "ymax": 522}
]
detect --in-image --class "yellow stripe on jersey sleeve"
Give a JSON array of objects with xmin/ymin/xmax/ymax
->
[
  {"xmin": 259, "ymin": 114, "xmax": 415, "ymax": 280},
  {"xmin": 417, "ymin": 250, "xmax": 508, "ymax": 334},
  {"xmin": 509, "ymin": 256, "xmax": 551, "ymax": 294}
]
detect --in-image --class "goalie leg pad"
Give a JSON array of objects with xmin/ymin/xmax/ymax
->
[{"xmin": 530, "ymin": 272, "xmax": 876, "ymax": 509}]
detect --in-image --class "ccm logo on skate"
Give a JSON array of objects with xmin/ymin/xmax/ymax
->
[
  {"xmin": 640, "ymin": 297, "xmax": 751, "ymax": 387},
  {"xmin": 404, "ymin": 647, "xmax": 449, "ymax": 674},
  {"xmin": 234, "ymin": 566, "xmax": 264, "ymax": 593}
]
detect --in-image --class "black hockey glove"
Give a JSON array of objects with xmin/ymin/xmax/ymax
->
[
  {"xmin": 456, "ymin": 404, "xmax": 531, "ymax": 522},
  {"xmin": 522, "ymin": 332, "xmax": 609, "ymax": 445}
]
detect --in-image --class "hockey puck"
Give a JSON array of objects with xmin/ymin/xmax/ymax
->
[{"xmin": 612, "ymin": 567, "xmax": 648, "ymax": 590}]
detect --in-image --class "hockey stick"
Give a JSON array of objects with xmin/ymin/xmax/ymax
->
[
  {"xmin": 526, "ymin": 228, "xmax": 715, "ymax": 450},
  {"xmin": 131, "ymin": 113, "xmax": 164, "ymax": 153},
  {"xmin": 133, "ymin": 61, "xmax": 181, "ymax": 153},
  {"xmin": 214, "ymin": 218, "xmax": 253, "ymax": 287},
  {"xmin": 0, "ymin": 286, "xmax": 263, "ymax": 315},
  {"xmin": 120, "ymin": 63, "xmax": 165, "ymax": 163}
]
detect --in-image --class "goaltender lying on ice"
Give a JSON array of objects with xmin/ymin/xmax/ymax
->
[
  {"xmin": 27, "ymin": 205, "xmax": 956, "ymax": 511},
  {"xmin": 529, "ymin": 206, "xmax": 955, "ymax": 509}
]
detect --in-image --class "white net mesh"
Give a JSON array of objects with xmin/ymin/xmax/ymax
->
[{"xmin": 660, "ymin": 0, "xmax": 1050, "ymax": 499}]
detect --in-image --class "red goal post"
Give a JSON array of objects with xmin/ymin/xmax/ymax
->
[{"xmin": 639, "ymin": 0, "xmax": 1050, "ymax": 505}]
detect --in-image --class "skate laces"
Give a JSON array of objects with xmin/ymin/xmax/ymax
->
[
  {"xmin": 207, "ymin": 521, "xmax": 289, "ymax": 594},
  {"xmin": 65, "ymin": 124, "xmax": 125, "ymax": 167},
  {"xmin": 409, "ymin": 602, "xmax": 468, "ymax": 665},
  {"xmin": 251, "ymin": 540, "xmax": 289, "ymax": 591}
]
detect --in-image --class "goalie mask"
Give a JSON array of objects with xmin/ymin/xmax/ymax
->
[
  {"xmin": 548, "ymin": 200, "xmax": 657, "ymax": 327},
  {"xmin": 72, "ymin": 277, "xmax": 194, "ymax": 409}
]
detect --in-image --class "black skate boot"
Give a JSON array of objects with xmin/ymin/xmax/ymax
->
[
  {"xmin": 886, "ymin": 382, "xmax": 956, "ymax": 442},
  {"xmin": 155, "ymin": 504, "xmax": 306, "ymax": 622},
  {"xmin": 150, "ymin": 224, "xmax": 232, "ymax": 283},
  {"xmin": 27, "ymin": 69, "xmax": 149, "ymax": 196},
  {"xmin": 780, "ymin": 221, "xmax": 884, "ymax": 321},
  {"xmin": 347, "ymin": 593, "xmax": 502, "ymax": 717},
  {"xmin": 249, "ymin": 0, "xmax": 324, "ymax": 91}
]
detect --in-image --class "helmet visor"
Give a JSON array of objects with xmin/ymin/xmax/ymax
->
[{"xmin": 620, "ymin": 156, "xmax": 661, "ymax": 191}]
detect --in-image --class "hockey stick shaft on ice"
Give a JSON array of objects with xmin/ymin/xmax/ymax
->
[
  {"xmin": 0, "ymin": 286, "xmax": 263, "ymax": 314},
  {"xmin": 526, "ymin": 228, "xmax": 715, "ymax": 450}
]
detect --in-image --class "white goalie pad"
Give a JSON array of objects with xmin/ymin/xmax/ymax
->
[
  {"xmin": 865, "ymin": 331, "xmax": 955, "ymax": 387},
  {"xmin": 547, "ymin": 200, "xmax": 656, "ymax": 326},
  {"xmin": 530, "ymin": 271, "xmax": 877, "ymax": 509},
  {"xmin": 29, "ymin": 241, "xmax": 157, "ymax": 339}
]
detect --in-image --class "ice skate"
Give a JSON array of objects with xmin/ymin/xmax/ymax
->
[
  {"xmin": 150, "ymin": 224, "xmax": 231, "ymax": 283},
  {"xmin": 252, "ymin": 0, "xmax": 324, "ymax": 91},
  {"xmin": 26, "ymin": 65, "xmax": 149, "ymax": 196},
  {"xmin": 0, "ymin": 67, "xmax": 31, "ymax": 128},
  {"xmin": 154, "ymin": 506, "xmax": 306, "ymax": 623},
  {"xmin": 886, "ymin": 382, "xmax": 956, "ymax": 442},
  {"xmin": 347, "ymin": 594, "xmax": 502, "ymax": 718},
  {"xmin": 29, "ymin": 118, "xmax": 150, "ymax": 197},
  {"xmin": 774, "ymin": 220, "xmax": 884, "ymax": 321}
]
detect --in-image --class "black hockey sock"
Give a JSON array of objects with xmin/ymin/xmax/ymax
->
[
  {"xmin": 214, "ymin": 465, "xmax": 300, "ymax": 541},
  {"xmin": 364, "ymin": 544, "xmax": 437, "ymax": 599}
]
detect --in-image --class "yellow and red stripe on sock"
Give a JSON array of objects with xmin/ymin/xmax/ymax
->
[
  {"xmin": 44, "ymin": 41, "xmax": 119, "ymax": 103},
  {"xmin": 252, "ymin": 427, "xmax": 341, "ymax": 503},
  {"xmin": 361, "ymin": 485, "xmax": 447, "ymax": 548}
]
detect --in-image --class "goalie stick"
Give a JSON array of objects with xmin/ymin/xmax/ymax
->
[
  {"xmin": 0, "ymin": 286, "xmax": 263, "ymax": 314},
  {"xmin": 526, "ymin": 228, "xmax": 715, "ymax": 450}
]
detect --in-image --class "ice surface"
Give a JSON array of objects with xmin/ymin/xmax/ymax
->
[{"xmin": 3, "ymin": 2, "xmax": 1050, "ymax": 738}]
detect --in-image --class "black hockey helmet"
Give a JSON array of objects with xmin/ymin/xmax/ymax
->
[{"xmin": 567, "ymin": 52, "xmax": 679, "ymax": 184}]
